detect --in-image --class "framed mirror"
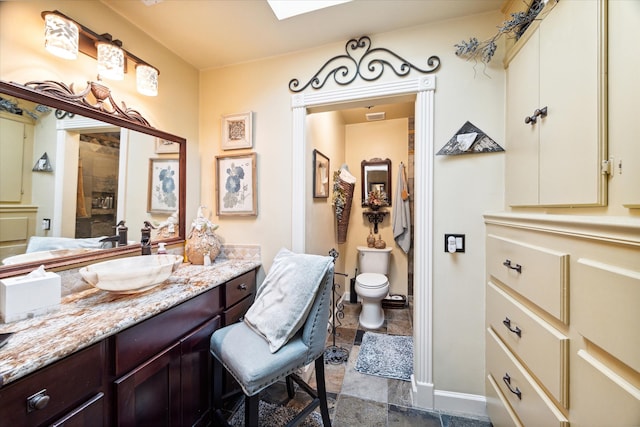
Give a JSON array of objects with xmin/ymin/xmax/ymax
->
[
  {"xmin": 0, "ymin": 80, "xmax": 186, "ymax": 278},
  {"xmin": 361, "ymin": 158, "xmax": 391, "ymax": 207}
]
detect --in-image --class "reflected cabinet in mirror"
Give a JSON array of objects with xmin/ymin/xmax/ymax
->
[
  {"xmin": 361, "ymin": 158, "xmax": 391, "ymax": 208},
  {"xmin": 0, "ymin": 80, "xmax": 186, "ymax": 278}
]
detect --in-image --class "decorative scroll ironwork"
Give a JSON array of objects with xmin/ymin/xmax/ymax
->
[
  {"xmin": 289, "ymin": 36, "xmax": 440, "ymax": 93},
  {"xmin": 24, "ymin": 80, "xmax": 151, "ymax": 126},
  {"xmin": 325, "ymin": 248, "xmax": 349, "ymax": 364}
]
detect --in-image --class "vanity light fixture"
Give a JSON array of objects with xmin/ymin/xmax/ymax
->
[
  {"xmin": 41, "ymin": 10, "xmax": 160, "ymax": 95},
  {"xmin": 96, "ymin": 40, "xmax": 125, "ymax": 80},
  {"xmin": 43, "ymin": 12, "xmax": 79, "ymax": 60},
  {"xmin": 136, "ymin": 63, "xmax": 159, "ymax": 96}
]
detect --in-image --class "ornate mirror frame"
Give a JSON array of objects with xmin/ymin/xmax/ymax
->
[
  {"xmin": 361, "ymin": 158, "xmax": 392, "ymax": 207},
  {"xmin": 0, "ymin": 80, "xmax": 186, "ymax": 279}
]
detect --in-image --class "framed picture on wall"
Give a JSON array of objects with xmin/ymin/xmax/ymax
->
[
  {"xmin": 148, "ymin": 158, "xmax": 179, "ymax": 213},
  {"xmin": 221, "ymin": 111, "xmax": 253, "ymax": 150},
  {"xmin": 155, "ymin": 138, "xmax": 180, "ymax": 153},
  {"xmin": 215, "ymin": 152, "xmax": 257, "ymax": 216},
  {"xmin": 312, "ymin": 149, "xmax": 330, "ymax": 198}
]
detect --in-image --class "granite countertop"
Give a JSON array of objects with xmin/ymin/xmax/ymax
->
[{"xmin": 0, "ymin": 259, "xmax": 261, "ymax": 387}]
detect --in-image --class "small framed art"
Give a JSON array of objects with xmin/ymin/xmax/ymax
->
[
  {"xmin": 148, "ymin": 158, "xmax": 179, "ymax": 213},
  {"xmin": 312, "ymin": 149, "xmax": 330, "ymax": 198},
  {"xmin": 155, "ymin": 138, "xmax": 180, "ymax": 153},
  {"xmin": 221, "ymin": 111, "xmax": 253, "ymax": 150},
  {"xmin": 215, "ymin": 152, "xmax": 257, "ymax": 216}
]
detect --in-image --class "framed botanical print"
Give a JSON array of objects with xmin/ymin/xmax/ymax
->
[
  {"xmin": 215, "ymin": 152, "xmax": 257, "ymax": 216},
  {"xmin": 221, "ymin": 111, "xmax": 253, "ymax": 150},
  {"xmin": 148, "ymin": 158, "xmax": 179, "ymax": 213},
  {"xmin": 312, "ymin": 149, "xmax": 330, "ymax": 198}
]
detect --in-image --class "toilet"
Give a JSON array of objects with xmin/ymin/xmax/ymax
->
[{"xmin": 355, "ymin": 246, "xmax": 392, "ymax": 329}]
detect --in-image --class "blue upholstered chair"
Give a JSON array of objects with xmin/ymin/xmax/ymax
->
[{"xmin": 210, "ymin": 250, "xmax": 334, "ymax": 427}]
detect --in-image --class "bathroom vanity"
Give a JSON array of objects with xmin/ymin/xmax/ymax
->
[{"xmin": 0, "ymin": 259, "xmax": 259, "ymax": 427}]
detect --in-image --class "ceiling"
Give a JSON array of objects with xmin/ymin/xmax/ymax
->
[
  {"xmin": 101, "ymin": 0, "xmax": 503, "ymax": 71},
  {"xmin": 101, "ymin": 0, "xmax": 503, "ymax": 124}
]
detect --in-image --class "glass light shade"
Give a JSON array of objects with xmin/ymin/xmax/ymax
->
[
  {"xmin": 44, "ymin": 13, "xmax": 79, "ymax": 60},
  {"xmin": 97, "ymin": 42, "xmax": 125, "ymax": 80},
  {"xmin": 136, "ymin": 64, "xmax": 159, "ymax": 96}
]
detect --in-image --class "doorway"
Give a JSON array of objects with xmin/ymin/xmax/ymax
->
[{"xmin": 290, "ymin": 76, "xmax": 437, "ymax": 407}]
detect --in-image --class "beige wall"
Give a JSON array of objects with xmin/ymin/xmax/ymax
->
[
  {"xmin": 344, "ymin": 119, "xmax": 409, "ymax": 296},
  {"xmin": 200, "ymin": 11, "xmax": 506, "ymax": 400},
  {"xmin": 306, "ymin": 111, "xmax": 347, "ymax": 275},
  {"xmin": 0, "ymin": 1, "xmax": 201, "ymax": 229}
]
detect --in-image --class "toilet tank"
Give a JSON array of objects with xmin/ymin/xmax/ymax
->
[{"xmin": 357, "ymin": 246, "xmax": 392, "ymax": 275}]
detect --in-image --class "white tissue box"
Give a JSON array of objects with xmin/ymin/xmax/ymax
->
[{"xmin": 0, "ymin": 271, "xmax": 61, "ymax": 323}]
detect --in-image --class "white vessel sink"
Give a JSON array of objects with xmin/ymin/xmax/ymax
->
[{"xmin": 79, "ymin": 254, "xmax": 183, "ymax": 294}]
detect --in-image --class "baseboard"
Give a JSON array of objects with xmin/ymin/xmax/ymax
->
[{"xmin": 433, "ymin": 389, "xmax": 488, "ymax": 419}]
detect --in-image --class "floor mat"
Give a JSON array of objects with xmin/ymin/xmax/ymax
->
[
  {"xmin": 229, "ymin": 399, "xmax": 323, "ymax": 427},
  {"xmin": 354, "ymin": 331, "xmax": 413, "ymax": 381}
]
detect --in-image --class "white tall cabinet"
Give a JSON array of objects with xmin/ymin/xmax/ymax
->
[{"xmin": 505, "ymin": 0, "xmax": 607, "ymax": 207}]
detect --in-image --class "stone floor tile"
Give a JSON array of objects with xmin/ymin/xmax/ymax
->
[
  {"xmin": 333, "ymin": 395, "xmax": 388, "ymax": 427},
  {"xmin": 388, "ymin": 404, "xmax": 442, "ymax": 427}
]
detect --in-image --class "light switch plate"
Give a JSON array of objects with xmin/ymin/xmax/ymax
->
[{"xmin": 444, "ymin": 234, "xmax": 465, "ymax": 253}]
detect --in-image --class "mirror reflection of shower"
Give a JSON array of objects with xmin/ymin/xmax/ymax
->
[{"xmin": 75, "ymin": 132, "xmax": 120, "ymax": 238}]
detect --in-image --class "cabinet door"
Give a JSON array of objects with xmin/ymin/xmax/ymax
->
[
  {"xmin": 180, "ymin": 316, "xmax": 221, "ymax": 427},
  {"xmin": 538, "ymin": 0, "xmax": 604, "ymax": 206},
  {"xmin": 505, "ymin": 29, "xmax": 540, "ymax": 206},
  {"xmin": 0, "ymin": 117, "xmax": 26, "ymax": 202},
  {"xmin": 114, "ymin": 343, "xmax": 181, "ymax": 427}
]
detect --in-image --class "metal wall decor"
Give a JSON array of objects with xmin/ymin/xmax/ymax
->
[
  {"xmin": 289, "ymin": 36, "xmax": 440, "ymax": 92},
  {"xmin": 22, "ymin": 80, "xmax": 151, "ymax": 126},
  {"xmin": 436, "ymin": 121, "xmax": 504, "ymax": 156}
]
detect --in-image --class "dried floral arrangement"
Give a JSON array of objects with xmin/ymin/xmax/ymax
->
[
  {"xmin": 367, "ymin": 190, "xmax": 388, "ymax": 208},
  {"xmin": 454, "ymin": 0, "xmax": 551, "ymax": 67}
]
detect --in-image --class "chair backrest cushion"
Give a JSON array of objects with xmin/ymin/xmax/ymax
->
[{"xmin": 244, "ymin": 248, "xmax": 333, "ymax": 353}]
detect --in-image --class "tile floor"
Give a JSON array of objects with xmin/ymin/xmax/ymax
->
[{"xmin": 242, "ymin": 299, "xmax": 493, "ymax": 427}]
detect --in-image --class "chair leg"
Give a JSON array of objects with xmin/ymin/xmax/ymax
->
[
  {"xmin": 245, "ymin": 394, "xmax": 260, "ymax": 427},
  {"xmin": 212, "ymin": 356, "xmax": 224, "ymax": 410},
  {"xmin": 286, "ymin": 375, "xmax": 295, "ymax": 398},
  {"xmin": 314, "ymin": 357, "xmax": 332, "ymax": 427}
]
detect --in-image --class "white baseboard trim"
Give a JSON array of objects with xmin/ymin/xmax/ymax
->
[
  {"xmin": 433, "ymin": 389, "xmax": 488, "ymax": 418},
  {"xmin": 410, "ymin": 375, "xmax": 435, "ymax": 408}
]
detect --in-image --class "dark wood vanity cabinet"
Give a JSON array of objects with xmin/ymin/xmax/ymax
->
[
  {"xmin": 0, "ymin": 268, "xmax": 258, "ymax": 427},
  {"xmin": 0, "ymin": 342, "xmax": 107, "ymax": 427}
]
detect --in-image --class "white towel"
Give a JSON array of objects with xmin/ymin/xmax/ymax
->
[{"xmin": 393, "ymin": 164, "xmax": 411, "ymax": 253}]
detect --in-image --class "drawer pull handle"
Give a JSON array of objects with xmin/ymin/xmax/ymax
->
[
  {"xmin": 502, "ymin": 317, "xmax": 522, "ymax": 337},
  {"xmin": 238, "ymin": 283, "xmax": 247, "ymax": 290},
  {"xmin": 502, "ymin": 373, "xmax": 522, "ymax": 400},
  {"xmin": 503, "ymin": 259, "xmax": 522, "ymax": 273},
  {"xmin": 27, "ymin": 389, "xmax": 50, "ymax": 412}
]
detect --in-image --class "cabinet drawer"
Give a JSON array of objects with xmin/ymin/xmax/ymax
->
[
  {"xmin": 487, "ymin": 282, "xmax": 569, "ymax": 408},
  {"xmin": 486, "ymin": 374, "xmax": 523, "ymax": 427},
  {"xmin": 487, "ymin": 234, "xmax": 569, "ymax": 323},
  {"xmin": 573, "ymin": 258, "xmax": 640, "ymax": 372},
  {"xmin": 0, "ymin": 342, "xmax": 105, "ymax": 427},
  {"xmin": 486, "ymin": 328, "xmax": 568, "ymax": 427},
  {"xmin": 224, "ymin": 294, "xmax": 254, "ymax": 325},
  {"xmin": 114, "ymin": 286, "xmax": 222, "ymax": 376},
  {"xmin": 50, "ymin": 392, "xmax": 104, "ymax": 427},
  {"xmin": 225, "ymin": 270, "xmax": 256, "ymax": 308}
]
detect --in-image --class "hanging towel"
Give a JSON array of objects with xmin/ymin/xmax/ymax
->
[{"xmin": 393, "ymin": 163, "xmax": 411, "ymax": 253}]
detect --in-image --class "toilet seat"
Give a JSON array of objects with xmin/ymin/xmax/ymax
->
[{"xmin": 356, "ymin": 273, "xmax": 388, "ymax": 289}]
